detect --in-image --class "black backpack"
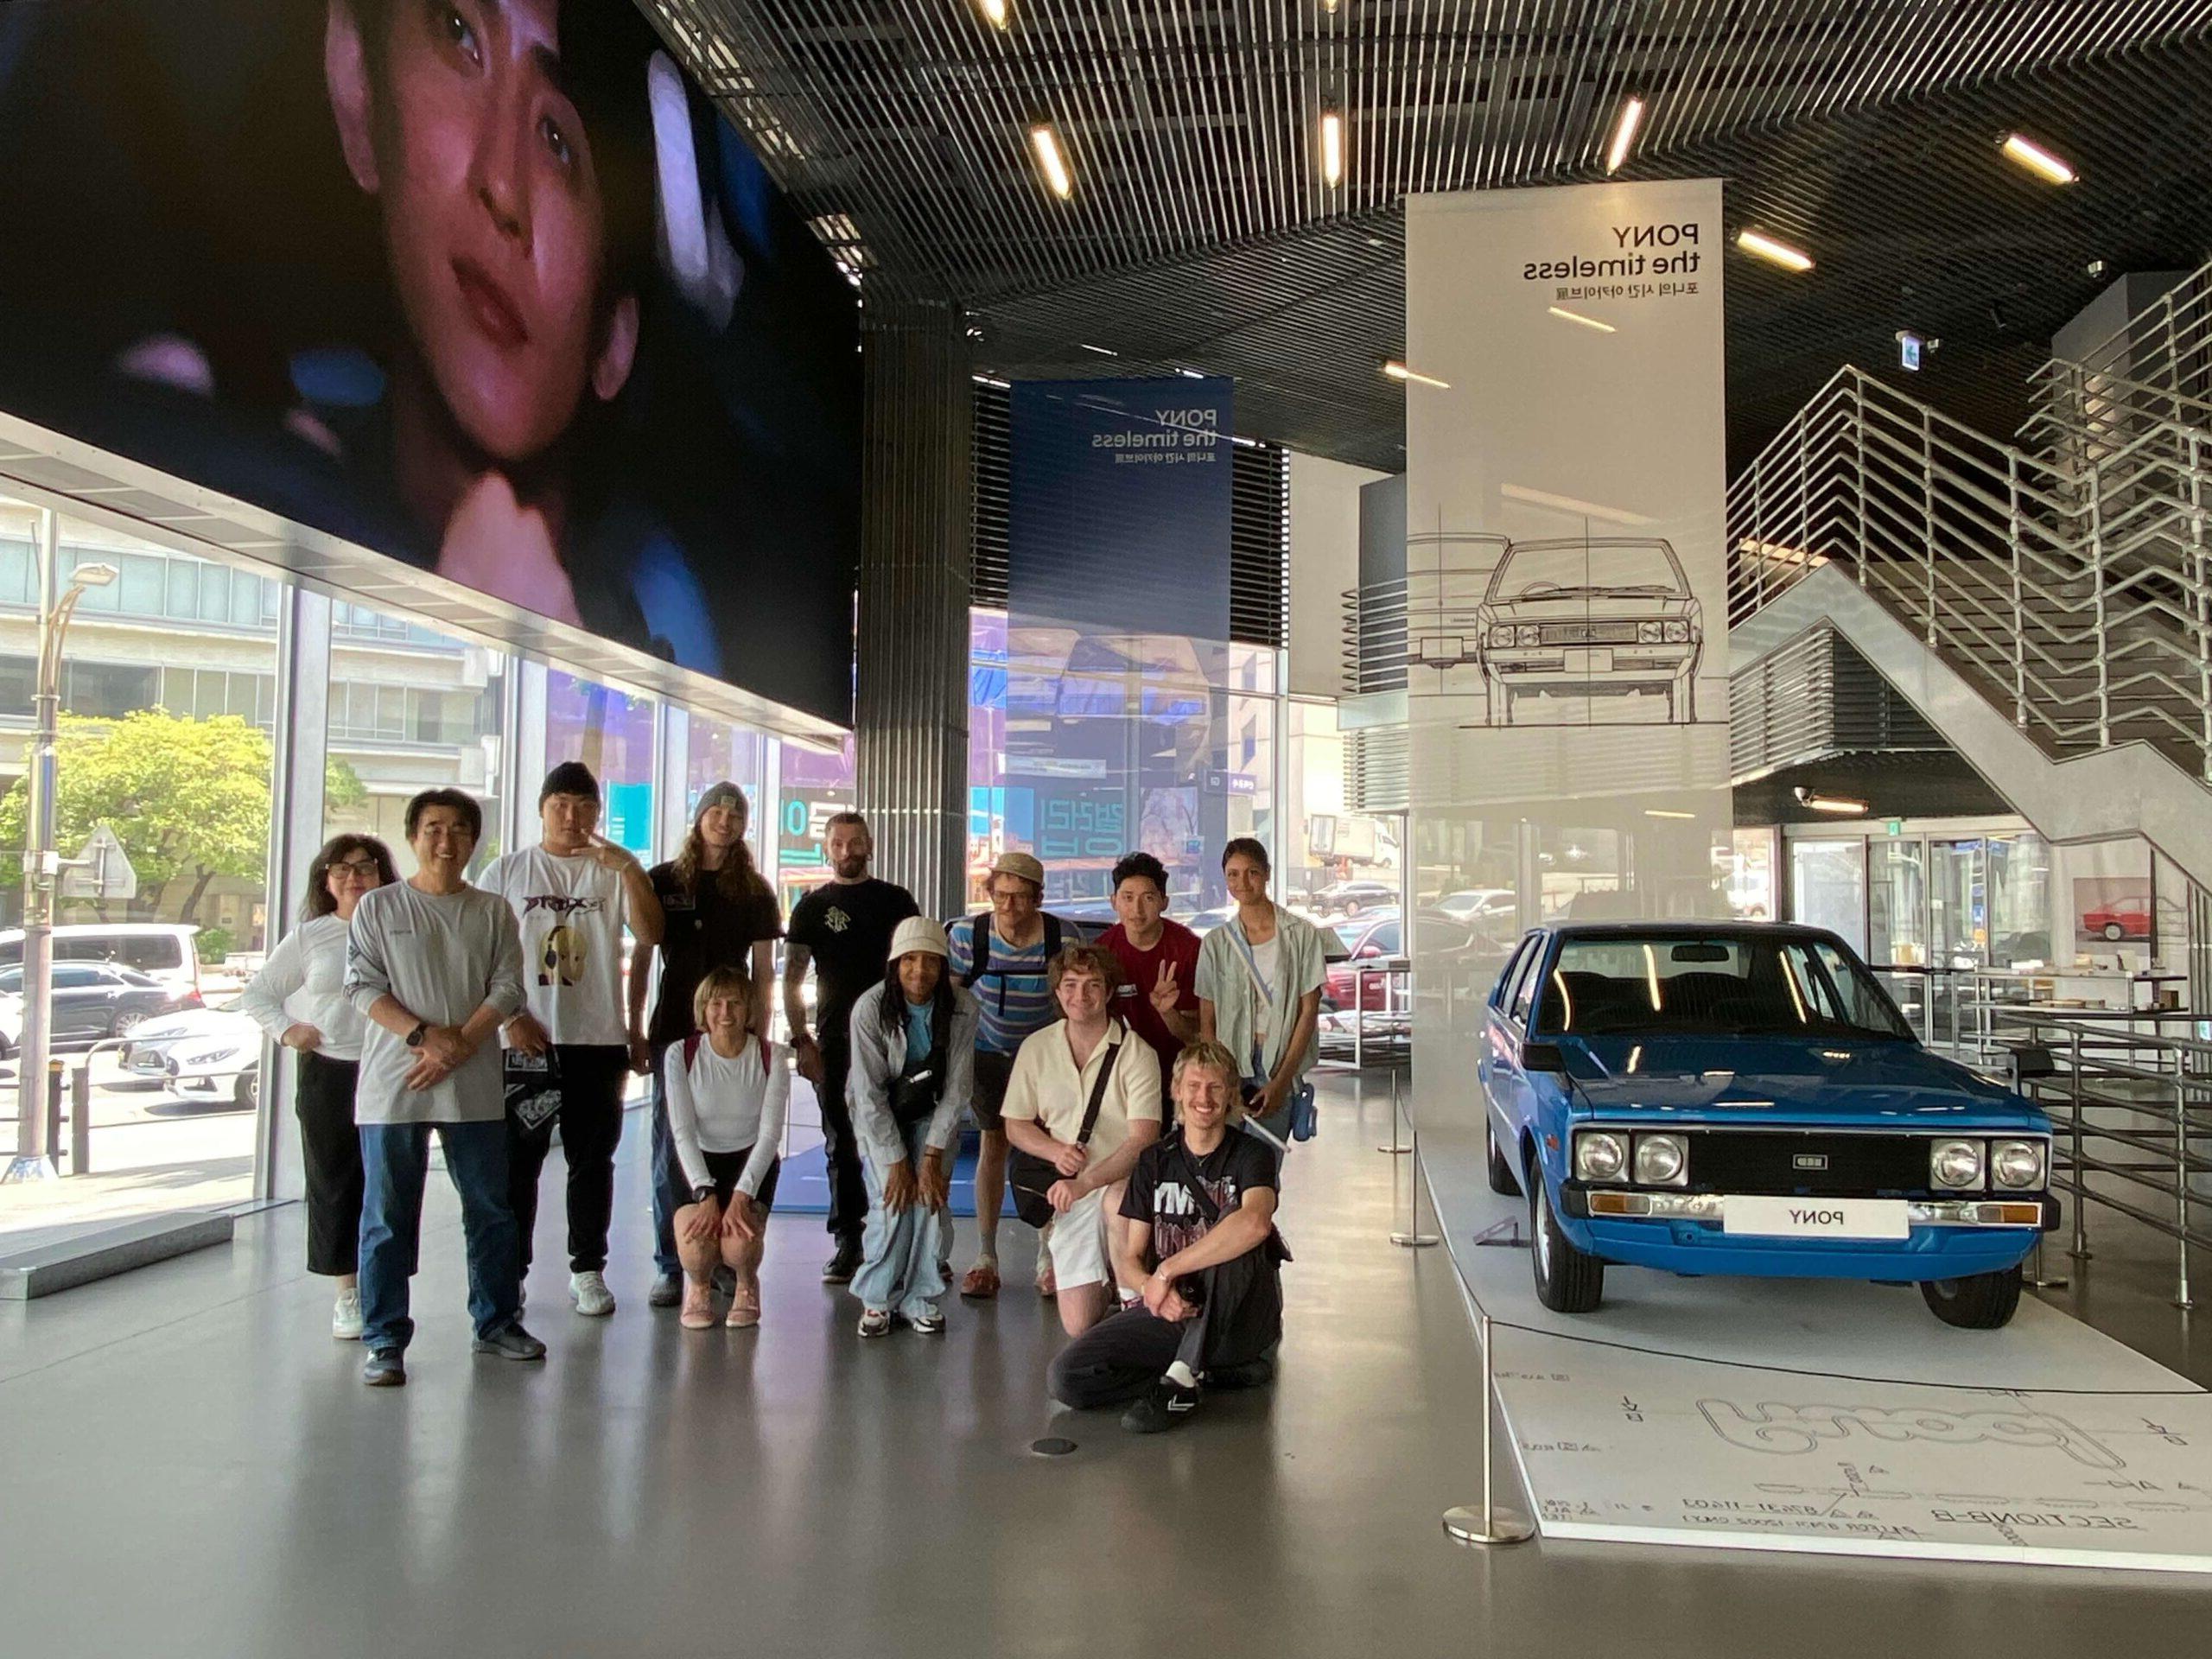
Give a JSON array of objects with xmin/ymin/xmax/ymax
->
[{"xmin": 957, "ymin": 912, "xmax": 1063, "ymax": 1015}]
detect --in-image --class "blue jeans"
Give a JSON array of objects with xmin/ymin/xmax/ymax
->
[
  {"xmin": 648, "ymin": 1044, "xmax": 682, "ymax": 1277},
  {"xmin": 358, "ymin": 1121, "xmax": 522, "ymax": 1354},
  {"xmin": 851, "ymin": 1117, "xmax": 952, "ymax": 1321}
]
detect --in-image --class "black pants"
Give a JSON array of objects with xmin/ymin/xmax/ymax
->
[
  {"xmin": 296, "ymin": 1052, "xmax": 364, "ymax": 1277},
  {"xmin": 817, "ymin": 1024, "xmax": 868, "ymax": 1246},
  {"xmin": 506, "ymin": 1044, "xmax": 629, "ymax": 1276},
  {"xmin": 1047, "ymin": 1250, "xmax": 1283, "ymax": 1409}
]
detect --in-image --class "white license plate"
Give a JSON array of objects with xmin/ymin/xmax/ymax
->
[{"xmin": 1724, "ymin": 1196, "xmax": 1909, "ymax": 1241}]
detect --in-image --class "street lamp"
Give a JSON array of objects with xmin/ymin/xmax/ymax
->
[{"xmin": 5, "ymin": 507, "xmax": 116, "ymax": 1184}]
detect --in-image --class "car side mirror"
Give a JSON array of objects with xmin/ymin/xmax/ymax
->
[
  {"xmin": 2005, "ymin": 1043, "xmax": 2056, "ymax": 1083},
  {"xmin": 1521, "ymin": 1039, "xmax": 1566, "ymax": 1073},
  {"xmin": 1357, "ymin": 944, "xmax": 1380, "ymax": 959}
]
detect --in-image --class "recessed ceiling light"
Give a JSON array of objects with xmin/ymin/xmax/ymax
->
[
  {"xmin": 974, "ymin": 0, "xmax": 1010, "ymax": 27},
  {"xmin": 1548, "ymin": 305, "xmax": 1616, "ymax": 334},
  {"xmin": 1604, "ymin": 95, "xmax": 1645, "ymax": 175},
  {"xmin": 1077, "ymin": 342, "xmax": 1118, "ymax": 357},
  {"xmin": 1319, "ymin": 103, "xmax": 1344, "ymax": 188},
  {"xmin": 1028, "ymin": 123, "xmax": 1073, "ymax": 200},
  {"xmin": 1382, "ymin": 359, "xmax": 1450, "ymax": 390},
  {"xmin": 2000, "ymin": 133, "xmax": 2077, "ymax": 185},
  {"xmin": 1736, "ymin": 229, "xmax": 1813, "ymax": 272},
  {"xmin": 1177, "ymin": 366, "xmax": 1205, "ymax": 378},
  {"xmin": 1643, "ymin": 808, "xmax": 1696, "ymax": 820}
]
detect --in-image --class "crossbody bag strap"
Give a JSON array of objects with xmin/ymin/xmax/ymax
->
[
  {"xmin": 1073, "ymin": 1025, "xmax": 1122, "ymax": 1147},
  {"xmin": 1173, "ymin": 1140, "xmax": 1224, "ymax": 1226}
]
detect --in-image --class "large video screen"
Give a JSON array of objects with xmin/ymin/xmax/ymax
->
[{"xmin": 0, "ymin": 0, "xmax": 859, "ymax": 724}]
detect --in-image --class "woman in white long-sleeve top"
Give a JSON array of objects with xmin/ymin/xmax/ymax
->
[
  {"xmin": 667, "ymin": 964, "xmax": 789, "ymax": 1330},
  {"xmin": 846, "ymin": 917, "xmax": 978, "ymax": 1338},
  {"xmin": 237, "ymin": 833, "xmax": 397, "ymax": 1340}
]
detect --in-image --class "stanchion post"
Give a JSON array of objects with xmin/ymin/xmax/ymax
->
[
  {"xmin": 1391, "ymin": 1122, "xmax": 1440, "ymax": 1249},
  {"xmin": 1442, "ymin": 1313, "xmax": 1535, "ymax": 1547},
  {"xmin": 2069, "ymin": 1027, "xmax": 2091, "ymax": 1262},
  {"xmin": 1379, "ymin": 1062, "xmax": 1410, "ymax": 1155},
  {"xmin": 2176, "ymin": 1072, "xmax": 2194, "ymax": 1311}
]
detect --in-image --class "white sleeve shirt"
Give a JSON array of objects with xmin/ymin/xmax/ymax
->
[
  {"xmin": 238, "ymin": 913, "xmax": 365, "ymax": 1061},
  {"xmin": 664, "ymin": 1033, "xmax": 789, "ymax": 1198}
]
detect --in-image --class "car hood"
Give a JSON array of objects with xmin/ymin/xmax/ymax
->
[
  {"xmin": 1554, "ymin": 1033, "xmax": 2044, "ymax": 1132},
  {"xmin": 129, "ymin": 1009, "xmax": 259, "ymax": 1046}
]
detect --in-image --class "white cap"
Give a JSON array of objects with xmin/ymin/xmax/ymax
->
[{"xmin": 890, "ymin": 917, "xmax": 950, "ymax": 961}]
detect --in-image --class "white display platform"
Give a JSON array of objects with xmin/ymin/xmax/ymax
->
[{"xmin": 1415, "ymin": 1106, "xmax": 2212, "ymax": 1573}]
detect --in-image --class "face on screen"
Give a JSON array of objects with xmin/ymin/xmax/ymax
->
[{"xmin": 329, "ymin": 0, "xmax": 639, "ymax": 464}]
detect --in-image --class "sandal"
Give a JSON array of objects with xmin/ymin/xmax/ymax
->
[
  {"xmin": 1037, "ymin": 1262, "xmax": 1058, "ymax": 1300},
  {"xmin": 725, "ymin": 1275, "xmax": 761, "ymax": 1329},
  {"xmin": 960, "ymin": 1260, "xmax": 1001, "ymax": 1300},
  {"xmin": 678, "ymin": 1281, "xmax": 716, "ymax": 1331}
]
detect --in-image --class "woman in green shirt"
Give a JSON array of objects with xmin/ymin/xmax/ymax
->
[{"xmin": 1194, "ymin": 838, "xmax": 1325, "ymax": 1145}]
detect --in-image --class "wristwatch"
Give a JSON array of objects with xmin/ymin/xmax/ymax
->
[
  {"xmin": 405, "ymin": 1021, "xmax": 429, "ymax": 1048},
  {"xmin": 691, "ymin": 1184, "xmax": 718, "ymax": 1206}
]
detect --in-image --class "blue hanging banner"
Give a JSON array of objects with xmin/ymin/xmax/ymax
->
[{"xmin": 1007, "ymin": 377, "xmax": 1234, "ymax": 638}]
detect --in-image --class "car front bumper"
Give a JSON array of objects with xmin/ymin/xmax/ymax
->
[{"xmin": 1554, "ymin": 1185, "xmax": 2056, "ymax": 1281}]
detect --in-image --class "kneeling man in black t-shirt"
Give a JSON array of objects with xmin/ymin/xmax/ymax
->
[{"xmin": 1048, "ymin": 1039, "xmax": 1285, "ymax": 1433}]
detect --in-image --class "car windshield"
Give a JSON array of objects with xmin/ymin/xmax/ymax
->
[
  {"xmin": 1533, "ymin": 934, "xmax": 1912, "ymax": 1041},
  {"xmin": 1491, "ymin": 542, "xmax": 1683, "ymax": 601}
]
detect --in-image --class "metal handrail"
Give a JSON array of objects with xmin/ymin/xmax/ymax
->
[
  {"xmin": 1728, "ymin": 362, "xmax": 2212, "ymax": 781},
  {"xmin": 1981, "ymin": 1007, "xmax": 2212, "ymax": 1308}
]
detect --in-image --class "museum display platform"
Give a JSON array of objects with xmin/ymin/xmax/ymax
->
[{"xmin": 1414, "ymin": 1103, "xmax": 2212, "ymax": 1573}]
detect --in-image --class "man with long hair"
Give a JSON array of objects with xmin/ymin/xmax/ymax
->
[{"xmin": 631, "ymin": 781, "xmax": 782, "ymax": 1307}]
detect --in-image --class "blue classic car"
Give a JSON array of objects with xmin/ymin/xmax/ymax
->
[{"xmin": 1478, "ymin": 923, "xmax": 2057, "ymax": 1328}]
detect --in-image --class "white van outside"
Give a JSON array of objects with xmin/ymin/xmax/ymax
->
[{"xmin": 0, "ymin": 923, "xmax": 203, "ymax": 999}]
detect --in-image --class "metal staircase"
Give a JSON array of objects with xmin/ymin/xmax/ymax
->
[{"xmin": 1728, "ymin": 258, "xmax": 2212, "ymax": 901}]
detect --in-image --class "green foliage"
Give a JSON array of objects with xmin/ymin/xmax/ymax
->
[
  {"xmin": 0, "ymin": 710, "xmax": 369, "ymax": 923},
  {"xmin": 195, "ymin": 925, "xmax": 234, "ymax": 963}
]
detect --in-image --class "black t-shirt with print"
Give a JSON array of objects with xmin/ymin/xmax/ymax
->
[
  {"xmin": 1121, "ymin": 1127, "xmax": 1280, "ymax": 1265},
  {"xmin": 645, "ymin": 862, "xmax": 784, "ymax": 1046},
  {"xmin": 785, "ymin": 877, "xmax": 920, "ymax": 1045}
]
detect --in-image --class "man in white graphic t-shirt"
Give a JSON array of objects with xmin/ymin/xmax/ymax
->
[{"xmin": 482, "ymin": 761, "xmax": 664, "ymax": 1318}]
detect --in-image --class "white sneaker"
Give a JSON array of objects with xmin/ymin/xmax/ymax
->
[
  {"xmin": 331, "ymin": 1288, "xmax": 364, "ymax": 1341},
  {"xmin": 569, "ymin": 1270, "xmax": 617, "ymax": 1317}
]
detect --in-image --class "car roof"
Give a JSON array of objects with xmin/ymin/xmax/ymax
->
[
  {"xmin": 0, "ymin": 923, "xmax": 200, "ymax": 941},
  {"xmin": 1503, "ymin": 537, "xmax": 1680, "ymax": 553},
  {"xmin": 1535, "ymin": 920, "xmax": 1847, "ymax": 945}
]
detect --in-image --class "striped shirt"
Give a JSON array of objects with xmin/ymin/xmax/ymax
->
[{"xmin": 946, "ymin": 915, "xmax": 1057, "ymax": 1054}]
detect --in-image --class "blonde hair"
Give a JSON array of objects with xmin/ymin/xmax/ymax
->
[
  {"xmin": 692, "ymin": 963, "xmax": 755, "ymax": 1031},
  {"xmin": 1170, "ymin": 1040, "xmax": 1243, "ymax": 1118}
]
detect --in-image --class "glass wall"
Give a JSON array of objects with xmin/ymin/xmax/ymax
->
[
  {"xmin": 546, "ymin": 670, "xmax": 657, "ymax": 855},
  {"xmin": 1790, "ymin": 837, "xmax": 1867, "ymax": 953},
  {"xmin": 324, "ymin": 602, "xmax": 507, "ymax": 876}
]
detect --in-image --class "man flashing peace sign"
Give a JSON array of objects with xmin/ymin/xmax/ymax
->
[{"xmin": 1098, "ymin": 852, "xmax": 1202, "ymax": 1093}]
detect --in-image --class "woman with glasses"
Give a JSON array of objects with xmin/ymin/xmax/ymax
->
[{"xmin": 240, "ymin": 833, "xmax": 400, "ymax": 1338}]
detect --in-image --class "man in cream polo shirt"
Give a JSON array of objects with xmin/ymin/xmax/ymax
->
[{"xmin": 1000, "ymin": 943, "xmax": 1163, "ymax": 1342}]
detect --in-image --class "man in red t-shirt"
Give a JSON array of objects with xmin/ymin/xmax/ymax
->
[{"xmin": 1097, "ymin": 852, "xmax": 1202, "ymax": 1090}]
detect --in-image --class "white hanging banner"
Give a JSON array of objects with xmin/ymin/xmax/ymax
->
[{"xmin": 1403, "ymin": 181, "xmax": 1732, "ymax": 1108}]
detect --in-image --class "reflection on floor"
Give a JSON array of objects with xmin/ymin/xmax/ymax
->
[{"xmin": 4, "ymin": 1076, "xmax": 2211, "ymax": 1656}]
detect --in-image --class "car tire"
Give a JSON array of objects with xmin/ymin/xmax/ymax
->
[
  {"xmin": 2102, "ymin": 921, "xmax": 2126, "ymax": 942},
  {"xmin": 113, "ymin": 1008, "xmax": 145, "ymax": 1038},
  {"xmin": 1920, "ymin": 1265, "xmax": 2024, "ymax": 1329},
  {"xmin": 233, "ymin": 1070, "xmax": 258, "ymax": 1111},
  {"xmin": 1529, "ymin": 1157, "xmax": 1604, "ymax": 1313},
  {"xmin": 1486, "ymin": 1117, "xmax": 1522, "ymax": 1197}
]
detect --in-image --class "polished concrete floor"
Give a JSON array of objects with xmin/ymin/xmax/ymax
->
[{"xmin": 4, "ymin": 1076, "xmax": 2210, "ymax": 1657}]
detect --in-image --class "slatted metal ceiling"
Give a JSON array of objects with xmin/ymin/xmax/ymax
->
[{"xmin": 645, "ymin": 2, "xmax": 2212, "ymax": 472}]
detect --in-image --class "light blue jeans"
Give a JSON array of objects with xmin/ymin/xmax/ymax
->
[{"xmin": 851, "ymin": 1118, "xmax": 952, "ymax": 1320}]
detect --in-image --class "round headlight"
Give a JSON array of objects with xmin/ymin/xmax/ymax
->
[
  {"xmin": 1664, "ymin": 620, "xmax": 1690, "ymax": 642},
  {"xmin": 1637, "ymin": 620, "xmax": 1665, "ymax": 644},
  {"xmin": 1575, "ymin": 1131, "xmax": 1627, "ymax": 1182},
  {"xmin": 1634, "ymin": 1133, "xmax": 1687, "ymax": 1185},
  {"xmin": 1930, "ymin": 1138, "xmax": 1984, "ymax": 1190},
  {"xmin": 1991, "ymin": 1140, "xmax": 2045, "ymax": 1190},
  {"xmin": 1516, "ymin": 624, "xmax": 1545, "ymax": 646}
]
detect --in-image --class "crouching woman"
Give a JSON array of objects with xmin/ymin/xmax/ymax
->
[
  {"xmin": 847, "ymin": 918, "xmax": 978, "ymax": 1338},
  {"xmin": 1048, "ymin": 1039, "xmax": 1287, "ymax": 1433}
]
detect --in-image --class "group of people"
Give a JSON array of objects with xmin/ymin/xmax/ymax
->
[{"xmin": 244, "ymin": 769, "xmax": 1326, "ymax": 1433}]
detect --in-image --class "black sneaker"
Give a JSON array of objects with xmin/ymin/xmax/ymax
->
[
  {"xmin": 362, "ymin": 1349, "xmax": 407, "ymax": 1388},
  {"xmin": 1121, "ymin": 1378, "xmax": 1200, "ymax": 1433},
  {"xmin": 822, "ymin": 1239, "xmax": 863, "ymax": 1284},
  {"xmin": 647, "ymin": 1272, "xmax": 683, "ymax": 1309}
]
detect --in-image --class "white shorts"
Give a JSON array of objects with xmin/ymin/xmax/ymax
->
[{"xmin": 1044, "ymin": 1184, "xmax": 1115, "ymax": 1290}]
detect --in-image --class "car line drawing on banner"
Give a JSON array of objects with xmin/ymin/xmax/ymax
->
[
  {"xmin": 1403, "ymin": 532, "xmax": 1511, "ymax": 681},
  {"xmin": 1473, "ymin": 537, "xmax": 1704, "ymax": 726},
  {"xmin": 1478, "ymin": 921, "xmax": 2058, "ymax": 1329}
]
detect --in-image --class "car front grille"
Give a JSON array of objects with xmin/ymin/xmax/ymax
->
[
  {"xmin": 1685, "ymin": 1130, "xmax": 1934, "ymax": 1196},
  {"xmin": 1537, "ymin": 620, "xmax": 1642, "ymax": 646}
]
